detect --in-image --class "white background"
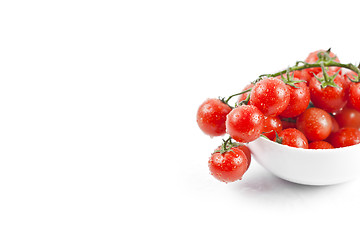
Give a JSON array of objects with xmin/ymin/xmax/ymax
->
[{"xmin": 1, "ymin": 0, "xmax": 360, "ymax": 239}]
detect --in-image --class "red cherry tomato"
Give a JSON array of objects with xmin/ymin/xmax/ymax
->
[
  {"xmin": 309, "ymin": 71, "xmax": 347, "ymax": 113},
  {"xmin": 237, "ymin": 83, "xmax": 254, "ymax": 104},
  {"xmin": 280, "ymin": 81, "xmax": 310, "ymax": 118},
  {"xmin": 330, "ymin": 115, "xmax": 340, "ymax": 133},
  {"xmin": 214, "ymin": 142, "xmax": 252, "ymax": 171},
  {"xmin": 275, "ymin": 128, "xmax": 309, "ymax": 149},
  {"xmin": 325, "ymin": 116, "xmax": 340, "ymax": 143},
  {"xmin": 209, "ymin": 145, "xmax": 249, "ymax": 183},
  {"xmin": 262, "ymin": 116, "xmax": 282, "ymax": 140},
  {"xmin": 249, "ymin": 77, "xmax": 290, "ymax": 116},
  {"xmin": 226, "ymin": 105, "xmax": 265, "ymax": 143},
  {"xmin": 197, "ymin": 99, "xmax": 232, "ymax": 137},
  {"xmin": 294, "ymin": 69, "xmax": 314, "ymax": 85},
  {"xmin": 328, "ymin": 127, "xmax": 360, "ymax": 148},
  {"xmin": 349, "ymin": 83, "xmax": 360, "ymax": 112},
  {"xmin": 334, "ymin": 107, "xmax": 360, "ymax": 129},
  {"xmin": 296, "ymin": 107, "xmax": 333, "ymax": 141},
  {"xmin": 345, "ymin": 72, "xmax": 358, "ymax": 109},
  {"xmin": 304, "ymin": 49, "xmax": 341, "ymax": 76},
  {"xmin": 342, "ymin": 71, "xmax": 357, "ymax": 95},
  {"xmin": 308, "ymin": 141, "xmax": 334, "ymax": 149}
]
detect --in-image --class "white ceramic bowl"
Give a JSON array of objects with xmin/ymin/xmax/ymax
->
[{"xmin": 247, "ymin": 137, "xmax": 360, "ymax": 185}]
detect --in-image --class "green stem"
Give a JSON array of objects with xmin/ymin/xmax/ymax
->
[
  {"xmin": 224, "ymin": 88, "xmax": 252, "ymax": 104},
  {"xmin": 223, "ymin": 136, "xmax": 232, "ymax": 147},
  {"xmin": 238, "ymin": 92, "xmax": 251, "ymax": 106},
  {"xmin": 320, "ymin": 62, "xmax": 329, "ymax": 82},
  {"xmin": 254, "ymin": 61, "xmax": 360, "ymax": 83}
]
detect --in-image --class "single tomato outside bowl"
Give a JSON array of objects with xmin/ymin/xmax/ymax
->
[{"xmin": 247, "ymin": 137, "xmax": 360, "ymax": 185}]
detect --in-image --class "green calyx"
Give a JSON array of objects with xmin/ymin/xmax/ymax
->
[
  {"xmin": 316, "ymin": 48, "xmax": 337, "ymax": 63},
  {"xmin": 274, "ymin": 131, "xmax": 283, "ymax": 144},
  {"xmin": 280, "ymin": 69, "xmax": 306, "ymax": 88},
  {"xmin": 219, "ymin": 96, "xmax": 233, "ymax": 109},
  {"xmin": 214, "ymin": 137, "xmax": 241, "ymax": 154},
  {"xmin": 313, "ymin": 63, "xmax": 341, "ymax": 88}
]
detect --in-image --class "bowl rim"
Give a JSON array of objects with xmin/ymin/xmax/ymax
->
[{"xmin": 252, "ymin": 136, "xmax": 360, "ymax": 152}]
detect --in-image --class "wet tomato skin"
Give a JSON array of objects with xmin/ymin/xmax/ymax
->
[
  {"xmin": 262, "ymin": 116, "xmax": 282, "ymax": 140},
  {"xmin": 334, "ymin": 107, "xmax": 360, "ymax": 129},
  {"xmin": 197, "ymin": 98, "xmax": 232, "ymax": 137},
  {"xmin": 237, "ymin": 144, "xmax": 251, "ymax": 170},
  {"xmin": 330, "ymin": 115, "xmax": 340, "ymax": 133},
  {"xmin": 213, "ymin": 143, "xmax": 251, "ymax": 170},
  {"xmin": 296, "ymin": 107, "xmax": 333, "ymax": 141},
  {"xmin": 276, "ymin": 128, "xmax": 309, "ymax": 149},
  {"xmin": 249, "ymin": 77, "xmax": 290, "ymax": 117},
  {"xmin": 280, "ymin": 81, "xmax": 310, "ymax": 118},
  {"xmin": 226, "ymin": 105, "xmax": 265, "ymax": 143},
  {"xmin": 309, "ymin": 141, "xmax": 334, "ymax": 149},
  {"xmin": 309, "ymin": 72, "xmax": 347, "ymax": 113},
  {"xmin": 342, "ymin": 71, "xmax": 357, "ymax": 95},
  {"xmin": 296, "ymin": 70, "xmax": 314, "ymax": 85},
  {"xmin": 209, "ymin": 146, "xmax": 248, "ymax": 183},
  {"xmin": 349, "ymin": 83, "xmax": 360, "ymax": 112},
  {"xmin": 328, "ymin": 127, "xmax": 360, "ymax": 148}
]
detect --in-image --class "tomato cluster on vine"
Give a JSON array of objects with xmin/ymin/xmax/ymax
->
[{"xmin": 197, "ymin": 49, "xmax": 360, "ymax": 183}]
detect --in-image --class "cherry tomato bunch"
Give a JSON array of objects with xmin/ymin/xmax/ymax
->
[{"xmin": 197, "ymin": 49, "xmax": 360, "ymax": 183}]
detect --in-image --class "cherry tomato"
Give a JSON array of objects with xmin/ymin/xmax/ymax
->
[
  {"xmin": 294, "ymin": 69, "xmax": 314, "ymax": 85},
  {"xmin": 334, "ymin": 107, "xmax": 360, "ymax": 129},
  {"xmin": 296, "ymin": 107, "xmax": 333, "ymax": 141},
  {"xmin": 280, "ymin": 81, "xmax": 310, "ymax": 118},
  {"xmin": 328, "ymin": 127, "xmax": 360, "ymax": 148},
  {"xmin": 214, "ymin": 141, "xmax": 251, "ymax": 170},
  {"xmin": 308, "ymin": 141, "xmax": 334, "ymax": 149},
  {"xmin": 342, "ymin": 71, "xmax": 357, "ymax": 95},
  {"xmin": 209, "ymin": 145, "xmax": 248, "ymax": 183},
  {"xmin": 309, "ymin": 71, "xmax": 347, "ymax": 113},
  {"xmin": 249, "ymin": 77, "xmax": 290, "ymax": 116},
  {"xmin": 275, "ymin": 128, "xmax": 309, "ymax": 149},
  {"xmin": 345, "ymin": 72, "xmax": 358, "ymax": 109},
  {"xmin": 197, "ymin": 98, "xmax": 232, "ymax": 137},
  {"xmin": 304, "ymin": 49, "xmax": 341, "ymax": 76},
  {"xmin": 262, "ymin": 116, "xmax": 282, "ymax": 140},
  {"xmin": 349, "ymin": 82, "xmax": 360, "ymax": 112},
  {"xmin": 226, "ymin": 105, "xmax": 265, "ymax": 143},
  {"xmin": 325, "ymin": 116, "xmax": 340, "ymax": 143},
  {"xmin": 330, "ymin": 115, "xmax": 340, "ymax": 133},
  {"xmin": 237, "ymin": 83, "xmax": 254, "ymax": 104}
]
